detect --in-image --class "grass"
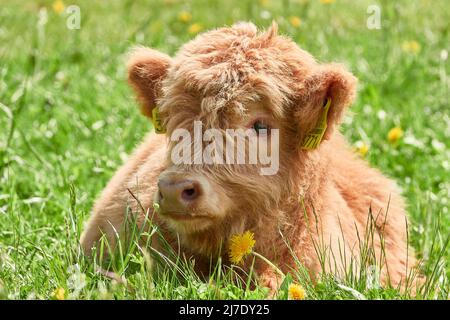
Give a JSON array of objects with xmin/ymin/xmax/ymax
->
[{"xmin": 0, "ymin": 0, "xmax": 449, "ymax": 300}]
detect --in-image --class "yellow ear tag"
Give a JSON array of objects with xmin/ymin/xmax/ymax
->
[
  {"xmin": 151, "ymin": 107, "xmax": 166, "ymax": 134},
  {"xmin": 301, "ymin": 98, "xmax": 331, "ymax": 150}
]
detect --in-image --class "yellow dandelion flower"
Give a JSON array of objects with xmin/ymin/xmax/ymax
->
[
  {"xmin": 388, "ymin": 127, "xmax": 404, "ymax": 143},
  {"xmin": 288, "ymin": 283, "xmax": 306, "ymax": 300},
  {"xmin": 320, "ymin": 0, "xmax": 335, "ymax": 4},
  {"xmin": 289, "ymin": 16, "xmax": 302, "ymax": 28},
  {"xmin": 178, "ymin": 11, "xmax": 192, "ymax": 23},
  {"xmin": 258, "ymin": 0, "xmax": 270, "ymax": 7},
  {"xmin": 53, "ymin": 287, "xmax": 65, "ymax": 300},
  {"xmin": 229, "ymin": 231, "xmax": 256, "ymax": 265},
  {"xmin": 402, "ymin": 41, "xmax": 421, "ymax": 54},
  {"xmin": 52, "ymin": 0, "xmax": 65, "ymax": 14},
  {"xmin": 188, "ymin": 23, "xmax": 203, "ymax": 35},
  {"xmin": 354, "ymin": 141, "xmax": 369, "ymax": 157}
]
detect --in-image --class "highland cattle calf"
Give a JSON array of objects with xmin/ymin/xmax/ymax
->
[{"xmin": 81, "ymin": 22, "xmax": 416, "ymax": 294}]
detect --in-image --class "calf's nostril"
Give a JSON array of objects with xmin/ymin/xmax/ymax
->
[{"xmin": 181, "ymin": 187, "xmax": 197, "ymax": 201}]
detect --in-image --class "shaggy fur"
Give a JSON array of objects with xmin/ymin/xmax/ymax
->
[{"xmin": 81, "ymin": 22, "xmax": 416, "ymax": 293}]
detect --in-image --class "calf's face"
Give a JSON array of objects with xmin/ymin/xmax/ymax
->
[{"xmin": 127, "ymin": 23, "xmax": 356, "ymax": 237}]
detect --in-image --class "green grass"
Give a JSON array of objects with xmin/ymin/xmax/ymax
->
[{"xmin": 0, "ymin": 0, "xmax": 449, "ymax": 300}]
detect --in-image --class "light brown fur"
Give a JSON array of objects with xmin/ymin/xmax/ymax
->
[{"xmin": 81, "ymin": 22, "xmax": 417, "ymax": 293}]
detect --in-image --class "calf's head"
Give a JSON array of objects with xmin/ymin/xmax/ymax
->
[{"xmin": 127, "ymin": 22, "xmax": 356, "ymax": 240}]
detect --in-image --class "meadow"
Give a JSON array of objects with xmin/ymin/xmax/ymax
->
[{"xmin": 0, "ymin": 0, "xmax": 449, "ymax": 300}]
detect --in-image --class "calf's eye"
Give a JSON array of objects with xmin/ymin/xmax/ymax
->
[{"xmin": 252, "ymin": 120, "xmax": 270, "ymax": 134}]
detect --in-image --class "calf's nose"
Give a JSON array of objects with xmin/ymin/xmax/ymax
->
[{"xmin": 157, "ymin": 178, "xmax": 202, "ymax": 211}]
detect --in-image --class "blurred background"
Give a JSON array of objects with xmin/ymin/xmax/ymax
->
[{"xmin": 0, "ymin": 0, "xmax": 448, "ymax": 299}]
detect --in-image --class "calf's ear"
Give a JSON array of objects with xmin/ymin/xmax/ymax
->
[
  {"xmin": 127, "ymin": 47, "xmax": 172, "ymax": 118},
  {"xmin": 299, "ymin": 64, "xmax": 357, "ymax": 144}
]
